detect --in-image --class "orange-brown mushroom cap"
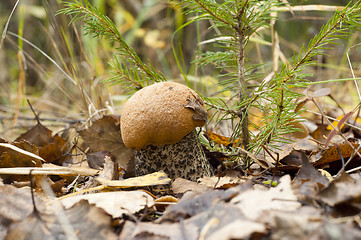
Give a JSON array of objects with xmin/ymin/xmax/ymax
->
[{"xmin": 121, "ymin": 82, "xmax": 207, "ymax": 150}]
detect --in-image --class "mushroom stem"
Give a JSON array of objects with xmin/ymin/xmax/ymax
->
[{"xmin": 134, "ymin": 130, "xmax": 213, "ymax": 181}]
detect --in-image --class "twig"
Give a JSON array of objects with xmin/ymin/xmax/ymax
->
[{"xmin": 27, "ymin": 100, "xmax": 40, "ymax": 124}]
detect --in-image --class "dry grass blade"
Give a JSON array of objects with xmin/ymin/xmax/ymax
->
[
  {"xmin": 0, "ymin": 143, "xmax": 45, "ymax": 162},
  {"xmin": 0, "ymin": 164, "xmax": 99, "ymax": 176},
  {"xmin": 0, "ymin": 0, "xmax": 20, "ymax": 50},
  {"xmin": 273, "ymin": 5, "xmax": 344, "ymax": 12}
]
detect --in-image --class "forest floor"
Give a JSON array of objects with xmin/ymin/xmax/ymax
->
[{"xmin": 1, "ymin": 107, "xmax": 361, "ymax": 239}]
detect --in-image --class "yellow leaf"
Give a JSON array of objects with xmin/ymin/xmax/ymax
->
[
  {"xmin": 97, "ymin": 171, "xmax": 171, "ymax": 188},
  {"xmin": 327, "ymin": 115, "xmax": 360, "ymax": 131}
]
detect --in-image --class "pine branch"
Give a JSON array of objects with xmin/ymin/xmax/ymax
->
[
  {"xmin": 280, "ymin": 1, "xmax": 361, "ymax": 85},
  {"xmin": 59, "ymin": 0, "xmax": 165, "ymax": 88},
  {"xmin": 191, "ymin": 0, "xmax": 236, "ymax": 29}
]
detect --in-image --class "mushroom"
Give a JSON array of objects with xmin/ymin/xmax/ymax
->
[{"xmin": 121, "ymin": 82, "xmax": 213, "ymax": 181}]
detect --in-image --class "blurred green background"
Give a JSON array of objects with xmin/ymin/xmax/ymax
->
[{"xmin": 0, "ymin": 0, "xmax": 360, "ymax": 139}]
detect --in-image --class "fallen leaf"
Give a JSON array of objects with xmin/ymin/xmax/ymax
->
[
  {"xmin": 98, "ymin": 155, "xmax": 119, "ymax": 180},
  {"xmin": 295, "ymin": 98, "xmax": 310, "ymax": 113},
  {"xmin": 206, "ymin": 218, "xmax": 266, "ymax": 240},
  {"xmin": 287, "ymin": 121, "xmax": 309, "ymax": 139},
  {"xmin": 15, "ymin": 122, "xmax": 70, "ymax": 164},
  {"xmin": 97, "ymin": 171, "xmax": 171, "ymax": 188},
  {"xmin": 0, "ymin": 185, "xmax": 46, "ymax": 224},
  {"xmin": 86, "ymin": 151, "xmax": 114, "ymax": 170},
  {"xmin": 6, "ymin": 200, "xmax": 117, "ymax": 240},
  {"xmin": 0, "ymin": 143, "xmax": 43, "ymax": 182},
  {"xmin": 314, "ymin": 140, "xmax": 361, "ymax": 168},
  {"xmin": 154, "ymin": 195, "xmax": 178, "ymax": 211},
  {"xmin": 15, "ymin": 122, "xmax": 53, "ymax": 147},
  {"xmin": 310, "ymin": 221, "xmax": 361, "ymax": 240},
  {"xmin": 231, "ymin": 175, "xmax": 301, "ymax": 220},
  {"xmin": 61, "ymin": 191, "xmax": 154, "ymax": 218},
  {"xmin": 199, "ymin": 175, "xmax": 246, "ymax": 189},
  {"xmin": 183, "ymin": 95, "xmax": 207, "ymax": 122},
  {"xmin": 294, "ymin": 151, "xmax": 329, "ymax": 187},
  {"xmin": 292, "ymin": 152, "xmax": 330, "ymax": 200},
  {"xmin": 155, "ymin": 195, "xmax": 178, "ymax": 204},
  {"xmin": 309, "ymin": 88, "xmax": 331, "ymax": 98},
  {"xmin": 78, "ymin": 115, "xmax": 135, "ymax": 175},
  {"xmin": 37, "ymin": 134, "xmax": 70, "ymax": 164},
  {"xmin": 317, "ymin": 172, "xmax": 361, "ymax": 207},
  {"xmin": 293, "ymin": 137, "xmax": 319, "ymax": 152},
  {"xmin": 172, "ymin": 178, "xmax": 212, "ymax": 194},
  {"xmin": 120, "ymin": 221, "xmax": 198, "ymax": 240},
  {"xmin": 269, "ymin": 207, "xmax": 322, "ymax": 240},
  {"xmin": 206, "ymin": 131, "xmax": 240, "ymax": 147},
  {"xmin": 186, "ymin": 202, "xmax": 266, "ymax": 240},
  {"xmin": 280, "ymin": 150, "xmax": 304, "ymax": 167},
  {"xmin": 0, "ymin": 142, "xmax": 44, "ymax": 163},
  {"xmin": 160, "ymin": 183, "xmax": 251, "ymax": 223}
]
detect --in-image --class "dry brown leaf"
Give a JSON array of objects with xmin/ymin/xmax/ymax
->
[
  {"xmin": 120, "ymin": 221, "xmax": 199, "ymax": 240},
  {"xmin": 199, "ymin": 174, "xmax": 247, "ymax": 189},
  {"xmin": 37, "ymin": 134, "xmax": 70, "ymax": 164},
  {"xmin": 0, "ymin": 143, "xmax": 43, "ymax": 182},
  {"xmin": 78, "ymin": 115, "xmax": 134, "ymax": 174},
  {"xmin": 160, "ymin": 183, "xmax": 251, "ymax": 223},
  {"xmin": 61, "ymin": 191, "xmax": 154, "ymax": 218},
  {"xmin": 279, "ymin": 150, "xmax": 304, "ymax": 168},
  {"xmin": 122, "ymin": 203, "xmax": 261, "ymax": 240},
  {"xmin": 11, "ymin": 141, "xmax": 41, "ymax": 159},
  {"xmin": 172, "ymin": 178, "xmax": 212, "ymax": 194},
  {"xmin": 186, "ymin": 202, "xmax": 265, "ymax": 240},
  {"xmin": 311, "ymin": 222, "xmax": 361, "ymax": 240},
  {"xmin": 15, "ymin": 122, "xmax": 70, "ymax": 164},
  {"xmin": 206, "ymin": 218, "xmax": 266, "ymax": 240},
  {"xmin": 315, "ymin": 140, "xmax": 361, "ymax": 167},
  {"xmin": 183, "ymin": 95, "xmax": 208, "ymax": 122},
  {"xmin": 292, "ymin": 152, "xmax": 330, "ymax": 201},
  {"xmin": 6, "ymin": 200, "xmax": 117, "ymax": 240},
  {"xmin": 155, "ymin": 195, "xmax": 178, "ymax": 204},
  {"xmin": 294, "ymin": 152, "xmax": 329, "ymax": 187},
  {"xmin": 288, "ymin": 121, "xmax": 309, "ymax": 139},
  {"xmin": 154, "ymin": 196, "xmax": 178, "ymax": 211},
  {"xmin": 86, "ymin": 151, "xmax": 114, "ymax": 170},
  {"xmin": 98, "ymin": 155, "xmax": 118, "ymax": 180},
  {"xmin": 269, "ymin": 207, "xmax": 322, "ymax": 240},
  {"xmin": 293, "ymin": 137, "xmax": 319, "ymax": 152},
  {"xmin": 317, "ymin": 172, "xmax": 361, "ymax": 207},
  {"xmin": 0, "ymin": 142, "xmax": 43, "ymax": 164},
  {"xmin": 231, "ymin": 175, "xmax": 301, "ymax": 220},
  {"xmin": 15, "ymin": 122, "xmax": 53, "ymax": 146},
  {"xmin": 0, "ymin": 185, "xmax": 46, "ymax": 224}
]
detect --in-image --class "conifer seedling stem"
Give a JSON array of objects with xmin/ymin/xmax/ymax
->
[{"xmin": 235, "ymin": 3, "xmax": 250, "ymax": 154}]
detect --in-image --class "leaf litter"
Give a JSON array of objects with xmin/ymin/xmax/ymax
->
[{"xmin": 2, "ymin": 114, "xmax": 361, "ymax": 239}]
